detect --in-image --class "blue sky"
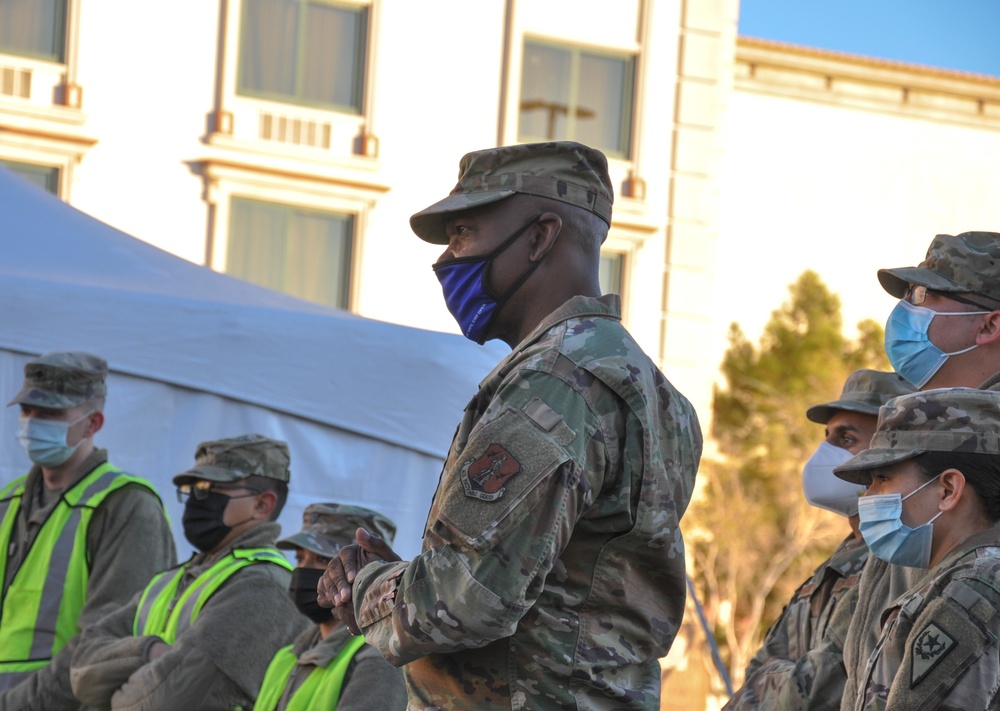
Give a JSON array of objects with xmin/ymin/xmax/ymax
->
[{"xmin": 738, "ymin": 0, "xmax": 1000, "ymax": 77}]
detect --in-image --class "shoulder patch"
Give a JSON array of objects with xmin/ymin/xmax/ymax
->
[
  {"xmin": 911, "ymin": 622, "xmax": 957, "ymax": 687},
  {"xmin": 460, "ymin": 443, "xmax": 521, "ymax": 502}
]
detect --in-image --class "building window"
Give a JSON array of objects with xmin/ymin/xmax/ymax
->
[
  {"xmin": 519, "ymin": 39, "xmax": 634, "ymax": 157},
  {"xmin": 0, "ymin": 0, "xmax": 66, "ymax": 62},
  {"xmin": 237, "ymin": 0, "xmax": 367, "ymax": 113},
  {"xmin": 227, "ymin": 197, "xmax": 354, "ymax": 308},
  {"xmin": 599, "ymin": 252, "xmax": 624, "ymax": 297},
  {"xmin": 1, "ymin": 159, "xmax": 59, "ymax": 194}
]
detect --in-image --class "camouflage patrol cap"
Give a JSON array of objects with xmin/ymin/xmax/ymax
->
[
  {"xmin": 173, "ymin": 434, "xmax": 291, "ymax": 485},
  {"xmin": 834, "ymin": 388, "xmax": 1000, "ymax": 485},
  {"xmin": 410, "ymin": 141, "xmax": 614, "ymax": 244},
  {"xmin": 277, "ymin": 503, "xmax": 396, "ymax": 557},
  {"xmin": 878, "ymin": 232, "xmax": 1000, "ymax": 303},
  {"xmin": 806, "ymin": 370, "xmax": 917, "ymax": 424},
  {"xmin": 7, "ymin": 351, "xmax": 108, "ymax": 409}
]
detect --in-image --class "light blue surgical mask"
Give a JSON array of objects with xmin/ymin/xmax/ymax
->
[
  {"xmin": 432, "ymin": 215, "xmax": 542, "ymax": 344},
  {"xmin": 884, "ymin": 299, "xmax": 988, "ymax": 388},
  {"xmin": 857, "ymin": 473, "xmax": 942, "ymax": 568},
  {"xmin": 17, "ymin": 411, "xmax": 92, "ymax": 468}
]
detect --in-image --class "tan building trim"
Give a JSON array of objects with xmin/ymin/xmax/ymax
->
[{"xmin": 736, "ymin": 36, "xmax": 1000, "ymax": 130}]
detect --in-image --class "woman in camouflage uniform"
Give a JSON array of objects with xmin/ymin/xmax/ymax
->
[{"xmin": 834, "ymin": 387, "xmax": 1000, "ymax": 711}]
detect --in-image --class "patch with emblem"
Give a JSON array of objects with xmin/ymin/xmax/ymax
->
[
  {"xmin": 911, "ymin": 622, "xmax": 957, "ymax": 687},
  {"xmin": 459, "ymin": 443, "xmax": 521, "ymax": 502}
]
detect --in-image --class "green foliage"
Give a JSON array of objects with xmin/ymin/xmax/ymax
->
[{"xmin": 687, "ymin": 270, "xmax": 888, "ymax": 680}]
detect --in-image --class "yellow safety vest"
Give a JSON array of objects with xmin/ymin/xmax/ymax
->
[
  {"xmin": 255, "ymin": 634, "xmax": 367, "ymax": 711},
  {"xmin": 133, "ymin": 547, "xmax": 293, "ymax": 644},
  {"xmin": 0, "ymin": 463, "xmax": 158, "ymax": 677}
]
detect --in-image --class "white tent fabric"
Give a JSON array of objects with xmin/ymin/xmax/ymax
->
[{"xmin": 0, "ymin": 167, "xmax": 506, "ymax": 558}]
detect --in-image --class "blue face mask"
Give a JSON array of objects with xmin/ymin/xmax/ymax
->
[
  {"xmin": 857, "ymin": 474, "xmax": 942, "ymax": 568},
  {"xmin": 432, "ymin": 215, "xmax": 541, "ymax": 344},
  {"xmin": 17, "ymin": 411, "xmax": 92, "ymax": 468},
  {"xmin": 884, "ymin": 299, "xmax": 987, "ymax": 388}
]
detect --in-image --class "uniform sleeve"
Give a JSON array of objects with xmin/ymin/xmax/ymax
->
[
  {"xmin": 726, "ymin": 576, "xmax": 856, "ymax": 711},
  {"xmin": 106, "ymin": 565, "xmax": 307, "ymax": 711},
  {"xmin": 337, "ymin": 645, "xmax": 408, "ymax": 711},
  {"xmin": 881, "ymin": 578, "xmax": 1000, "ymax": 711},
  {"xmin": 70, "ymin": 591, "xmax": 152, "ymax": 708},
  {"xmin": 0, "ymin": 484, "xmax": 176, "ymax": 711},
  {"xmin": 354, "ymin": 374, "xmax": 602, "ymax": 666}
]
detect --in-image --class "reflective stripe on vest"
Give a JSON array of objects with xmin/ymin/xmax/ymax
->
[
  {"xmin": 134, "ymin": 548, "xmax": 292, "ymax": 645},
  {"xmin": 255, "ymin": 634, "xmax": 367, "ymax": 711},
  {"xmin": 0, "ymin": 464, "xmax": 158, "ymax": 676}
]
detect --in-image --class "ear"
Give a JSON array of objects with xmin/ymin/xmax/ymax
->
[
  {"xmin": 256, "ymin": 490, "xmax": 278, "ymax": 518},
  {"xmin": 86, "ymin": 411, "xmax": 105, "ymax": 438},
  {"xmin": 527, "ymin": 212, "xmax": 562, "ymax": 262},
  {"xmin": 938, "ymin": 468, "xmax": 966, "ymax": 512},
  {"xmin": 975, "ymin": 311, "xmax": 1000, "ymax": 346}
]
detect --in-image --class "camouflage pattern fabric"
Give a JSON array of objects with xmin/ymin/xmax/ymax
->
[
  {"xmin": 174, "ymin": 433, "xmax": 291, "ymax": 484},
  {"xmin": 806, "ymin": 370, "xmax": 916, "ymax": 424},
  {"xmin": 352, "ymin": 294, "xmax": 703, "ymax": 710},
  {"xmin": 409, "ymin": 141, "xmax": 614, "ymax": 244},
  {"xmin": 878, "ymin": 231, "xmax": 1000, "ymax": 303},
  {"xmin": 7, "ymin": 351, "xmax": 108, "ymax": 408},
  {"xmin": 725, "ymin": 534, "xmax": 868, "ymax": 710},
  {"xmin": 277, "ymin": 503, "xmax": 397, "ymax": 558},
  {"xmin": 834, "ymin": 388, "xmax": 1000, "ymax": 484},
  {"xmin": 848, "ymin": 526, "xmax": 1000, "ymax": 711}
]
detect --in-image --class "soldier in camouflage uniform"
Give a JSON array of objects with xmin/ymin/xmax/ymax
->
[
  {"xmin": 70, "ymin": 434, "xmax": 307, "ymax": 710},
  {"xmin": 833, "ymin": 387, "xmax": 1000, "ymax": 710},
  {"xmin": 725, "ymin": 370, "xmax": 915, "ymax": 710},
  {"xmin": 256, "ymin": 503, "xmax": 406, "ymax": 710},
  {"xmin": 318, "ymin": 141, "xmax": 704, "ymax": 710},
  {"xmin": 840, "ymin": 232, "xmax": 1000, "ymax": 711},
  {"xmin": 0, "ymin": 352, "xmax": 175, "ymax": 711}
]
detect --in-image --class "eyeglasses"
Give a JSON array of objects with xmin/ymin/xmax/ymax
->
[
  {"xmin": 176, "ymin": 481, "xmax": 262, "ymax": 504},
  {"xmin": 904, "ymin": 284, "xmax": 996, "ymax": 312}
]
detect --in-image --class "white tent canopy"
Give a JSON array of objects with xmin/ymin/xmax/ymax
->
[{"xmin": 0, "ymin": 167, "xmax": 505, "ymax": 558}]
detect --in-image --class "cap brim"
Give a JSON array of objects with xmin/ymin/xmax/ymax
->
[
  {"xmin": 7, "ymin": 389, "xmax": 85, "ymax": 409},
  {"xmin": 275, "ymin": 531, "xmax": 343, "ymax": 557},
  {"xmin": 877, "ymin": 266, "xmax": 969, "ymax": 298},
  {"xmin": 409, "ymin": 190, "xmax": 516, "ymax": 244},
  {"xmin": 833, "ymin": 447, "xmax": 924, "ymax": 485},
  {"xmin": 806, "ymin": 401, "xmax": 881, "ymax": 424},
  {"xmin": 172, "ymin": 465, "xmax": 245, "ymax": 486}
]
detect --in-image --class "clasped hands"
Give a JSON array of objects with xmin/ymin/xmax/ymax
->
[{"xmin": 317, "ymin": 527, "xmax": 401, "ymax": 634}]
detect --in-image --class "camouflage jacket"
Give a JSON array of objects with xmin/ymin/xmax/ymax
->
[
  {"xmin": 848, "ymin": 524, "xmax": 1000, "ymax": 711},
  {"xmin": 352, "ymin": 294, "xmax": 703, "ymax": 710},
  {"xmin": 726, "ymin": 533, "xmax": 868, "ymax": 711},
  {"xmin": 70, "ymin": 523, "xmax": 307, "ymax": 711},
  {"xmin": 262, "ymin": 624, "xmax": 407, "ymax": 711},
  {"xmin": 839, "ymin": 370, "xmax": 1000, "ymax": 711}
]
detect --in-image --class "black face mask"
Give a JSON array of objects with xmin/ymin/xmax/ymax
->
[
  {"xmin": 182, "ymin": 491, "xmax": 233, "ymax": 553},
  {"xmin": 289, "ymin": 567, "xmax": 334, "ymax": 624}
]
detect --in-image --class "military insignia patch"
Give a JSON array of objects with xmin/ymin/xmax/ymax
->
[
  {"xmin": 459, "ymin": 443, "xmax": 521, "ymax": 502},
  {"xmin": 911, "ymin": 622, "xmax": 956, "ymax": 687}
]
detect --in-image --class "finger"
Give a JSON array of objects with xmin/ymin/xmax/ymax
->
[
  {"xmin": 356, "ymin": 527, "xmax": 403, "ymax": 563},
  {"xmin": 338, "ymin": 544, "xmax": 362, "ymax": 596},
  {"xmin": 316, "ymin": 569, "xmax": 335, "ymax": 608},
  {"xmin": 322, "ymin": 556, "xmax": 354, "ymax": 606}
]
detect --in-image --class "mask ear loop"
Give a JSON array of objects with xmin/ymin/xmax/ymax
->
[{"xmin": 483, "ymin": 214, "xmax": 546, "ymax": 306}]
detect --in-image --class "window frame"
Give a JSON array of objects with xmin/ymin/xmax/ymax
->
[
  {"xmin": 0, "ymin": 0, "xmax": 68, "ymax": 64},
  {"xmin": 235, "ymin": 0, "xmax": 369, "ymax": 115},
  {"xmin": 517, "ymin": 36, "xmax": 636, "ymax": 159},
  {"xmin": 225, "ymin": 195, "xmax": 357, "ymax": 310}
]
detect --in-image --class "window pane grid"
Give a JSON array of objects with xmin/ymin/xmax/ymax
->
[
  {"xmin": 519, "ymin": 39, "xmax": 634, "ymax": 158},
  {"xmin": 0, "ymin": 0, "xmax": 66, "ymax": 62},
  {"xmin": 238, "ymin": 0, "xmax": 366, "ymax": 113},
  {"xmin": 227, "ymin": 197, "xmax": 354, "ymax": 309}
]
